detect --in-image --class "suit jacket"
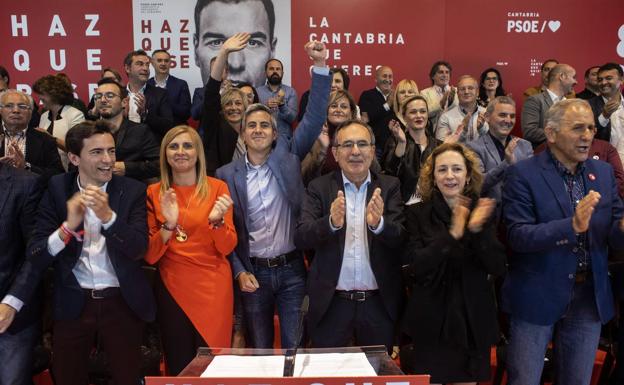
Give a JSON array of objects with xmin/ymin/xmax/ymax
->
[
  {"xmin": 359, "ymin": 88, "xmax": 393, "ymax": 150},
  {"xmin": 216, "ymin": 70, "xmax": 331, "ymax": 277},
  {"xmin": 295, "ymin": 170, "xmax": 406, "ymax": 333},
  {"xmin": 521, "ymin": 91, "xmax": 554, "ymax": 148},
  {"xmin": 467, "ymin": 134, "xmax": 533, "ymax": 204},
  {"xmin": 114, "ymin": 119, "xmax": 160, "ymax": 182},
  {"xmin": 0, "ymin": 128, "xmax": 65, "ymax": 181},
  {"xmin": 12, "ymin": 172, "xmax": 156, "ymax": 322},
  {"xmin": 588, "ymin": 96, "xmax": 610, "ymax": 142},
  {"xmin": 148, "ymin": 75, "xmax": 191, "ymax": 126},
  {"xmin": 0, "ymin": 165, "xmax": 43, "ymax": 333},
  {"xmin": 502, "ymin": 151, "xmax": 624, "ymax": 325},
  {"xmin": 143, "ymin": 83, "xmax": 175, "ymax": 142}
]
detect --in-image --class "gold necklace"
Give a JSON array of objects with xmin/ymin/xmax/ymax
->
[{"xmin": 175, "ymin": 189, "xmax": 194, "ymax": 243}]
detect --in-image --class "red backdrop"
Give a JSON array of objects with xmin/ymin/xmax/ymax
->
[{"xmin": 2, "ymin": 0, "xmax": 623, "ymax": 117}]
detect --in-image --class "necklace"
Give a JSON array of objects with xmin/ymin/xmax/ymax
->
[{"xmin": 174, "ymin": 188, "xmax": 194, "ymax": 243}]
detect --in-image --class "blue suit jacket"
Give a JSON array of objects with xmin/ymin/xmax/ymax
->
[
  {"xmin": 502, "ymin": 151, "xmax": 624, "ymax": 325},
  {"xmin": 14, "ymin": 172, "xmax": 156, "ymax": 322},
  {"xmin": 0, "ymin": 165, "xmax": 43, "ymax": 332},
  {"xmin": 216, "ymin": 70, "xmax": 331, "ymax": 277},
  {"xmin": 148, "ymin": 75, "xmax": 191, "ymax": 125}
]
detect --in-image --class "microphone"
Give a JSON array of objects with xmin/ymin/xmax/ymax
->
[{"xmin": 283, "ymin": 295, "xmax": 309, "ymax": 377}]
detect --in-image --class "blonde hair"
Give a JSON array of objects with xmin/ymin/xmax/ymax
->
[
  {"xmin": 418, "ymin": 143, "xmax": 483, "ymax": 201},
  {"xmin": 221, "ymin": 87, "xmax": 248, "ymax": 112},
  {"xmin": 159, "ymin": 125, "xmax": 209, "ymax": 201},
  {"xmin": 392, "ymin": 79, "xmax": 419, "ymax": 124}
]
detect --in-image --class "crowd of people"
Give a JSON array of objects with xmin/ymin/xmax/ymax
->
[{"xmin": 0, "ymin": 26, "xmax": 624, "ymax": 385}]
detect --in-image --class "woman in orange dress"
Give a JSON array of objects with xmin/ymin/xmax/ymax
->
[{"xmin": 145, "ymin": 125, "xmax": 237, "ymax": 375}]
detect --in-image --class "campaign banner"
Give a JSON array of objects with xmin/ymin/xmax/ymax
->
[{"xmin": 1, "ymin": 0, "xmax": 623, "ymax": 107}]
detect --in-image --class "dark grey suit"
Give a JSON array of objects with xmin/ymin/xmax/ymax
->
[{"xmin": 521, "ymin": 91, "xmax": 554, "ymax": 148}]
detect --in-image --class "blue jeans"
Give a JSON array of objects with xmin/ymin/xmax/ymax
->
[
  {"xmin": 241, "ymin": 257, "xmax": 306, "ymax": 349},
  {"xmin": 506, "ymin": 279, "xmax": 601, "ymax": 385},
  {"xmin": 0, "ymin": 323, "xmax": 37, "ymax": 385}
]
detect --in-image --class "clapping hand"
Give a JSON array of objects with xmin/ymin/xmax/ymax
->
[
  {"xmin": 330, "ymin": 190, "xmax": 346, "ymax": 228},
  {"xmin": 366, "ymin": 188, "xmax": 384, "ymax": 229},
  {"xmin": 467, "ymin": 198, "xmax": 496, "ymax": 233},
  {"xmin": 208, "ymin": 194, "xmax": 233, "ymax": 226},
  {"xmin": 160, "ymin": 188, "xmax": 179, "ymax": 229}
]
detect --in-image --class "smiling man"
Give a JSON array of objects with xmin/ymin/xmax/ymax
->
[
  {"xmin": 123, "ymin": 49, "xmax": 174, "ymax": 142},
  {"xmin": 216, "ymin": 40, "xmax": 330, "ymax": 349},
  {"xmin": 467, "ymin": 96, "xmax": 532, "ymax": 221},
  {"xmin": 2, "ymin": 120, "xmax": 155, "ymax": 385},
  {"xmin": 194, "ymin": 0, "xmax": 277, "ymax": 88},
  {"xmin": 503, "ymin": 98, "xmax": 624, "ymax": 385},
  {"xmin": 295, "ymin": 120, "xmax": 405, "ymax": 352}
]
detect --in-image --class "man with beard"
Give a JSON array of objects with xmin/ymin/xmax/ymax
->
[
  {"xmin": 94, "ymin": 78, "xmax": 160, "ymax": 183},
  {"xmin": 577, "ymin": 66, "xmax": 601, "ymax": 100},
  {"xmin": 256, "ymin": 58, "xmax": 298, "ymax": 139},
  {"xmin": 123, "ymin": 49, "xmax": 174, "ymax": 142},
  {"xmin": 522, "ymin": 63, "xmax": 578, "ymax": 148}
]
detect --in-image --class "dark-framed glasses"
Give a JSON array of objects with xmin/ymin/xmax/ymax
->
[
  {"xmin": 334, "ymin": 140, "xmax": 373, "ymax": 150},
  {"xmin": 94, "ymin": 92, "xmax": 121, "ymax": 101}
]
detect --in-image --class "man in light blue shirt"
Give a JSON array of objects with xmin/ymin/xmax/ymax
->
[
  {"xmin": 256, "ymin": 58, "xmax": 298, "ymax": 139},
  {"xmin": 216, "ymin": 39, "xmax": 331, "ymax": 349},
  {"xmin": 296, "ymin": 120, "xmax": 405, "ymax": 351}
]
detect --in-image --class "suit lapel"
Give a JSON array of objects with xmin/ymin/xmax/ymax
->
[
  {"xmin": 233, "ymin": 160, "xmax": 249, "ymax": 219},
  {"xmin": 484, "ymin": 134, "xmax": 503, "ymax": 164},
  {"xmin": 0, "ymin": 169, "xmax": 12, "ymax": 216},
  {"xmin": 332, "ymin": 171, "xmax": 347, "ymax": 255},
  {"xmin": 539, "ymin": 153, "xmax": 573, "ymax": 217},
  {"xmin": 115, "ymin": 120, "xmax": 129, "ymax": 149},
  {"xmin": 25, "ymin": 129, "xmax": 43, "ymax": 164},
  {"xmin": 106, "ymin": 176, "xmax": 122, "ymax": 217}
]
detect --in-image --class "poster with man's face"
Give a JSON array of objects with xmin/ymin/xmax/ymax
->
[{"xmin": 133, "ymin": 0, "xmax": 291, "ymax": 91}]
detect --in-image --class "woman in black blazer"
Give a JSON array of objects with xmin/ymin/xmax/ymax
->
[{"xmin": 400, "ymin": 142, "xmax": 506, "ymax": 384}]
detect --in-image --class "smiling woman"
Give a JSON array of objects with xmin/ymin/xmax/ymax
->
[{"xmin": 145, "ymin": 125, "xmax": 238, "ymax": 375}]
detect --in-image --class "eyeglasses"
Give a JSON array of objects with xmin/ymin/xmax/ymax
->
[
  {"xmin": 0, "ymin": 103, "xmax": 31, "ymax": 111},
  {"xmin": 94, "ymin": 92, "xmax": 121, "ymax": 101},
  {"xmin": 334, "ymin": 140, "xmax": 373, "ymax": 150}
]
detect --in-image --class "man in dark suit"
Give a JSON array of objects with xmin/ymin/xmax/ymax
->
[
  {"xmin": 521, "ymin": 63, "xmax": 577, "ymax": 148},
  {"xmin": 503, "ymin": 99, "xmax": 624, "ymax": 385},
  {"xmin": 359, "ymin": 66, "xmax": 394, "ymax": 159},
  {"xmin": 588, "ymin": 62, "xmax": 623, "ymax": 142},
  {"xmin": 3, "ymin": 121, "xmax": 155, "ymax": 385},
  {"xmin": 216, "ymin": 40, "xmax": 330, "ymax": 349},
  {"xmin": 0, "ymin": 164, "xmax": 42, "ymax": 385},
  {"xmin": 124, "ymin": 49, "xmax": 174, "ymax": 142},
  {"xmin": 95, "ymin": 78, "xmax": 160, "ymax": 182},
  {"xmin": 295, "ymin": 120, "xmax": 405, "ymax": 351},
  {"xmin": 0, "ymin": 90, "xmax": 64, "ymax": 180},
  {"xmin": 148, "ymin": 49, "xmax": 192, "ymax": 126},
  {"xmin": 576, "ymin": 66, "xmax": 600, "ymax": 100}
]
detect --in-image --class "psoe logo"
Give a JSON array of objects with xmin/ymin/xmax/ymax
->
[{"xmin": 507, "ymin": 13, "xmax": 561, "ymax": 34}]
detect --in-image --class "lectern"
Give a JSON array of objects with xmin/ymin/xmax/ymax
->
[{"xmin": 145, "ymin": 345, "xmax": 429, "ymax": 385}]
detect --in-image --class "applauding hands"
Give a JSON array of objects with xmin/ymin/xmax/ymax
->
[{"xmin": 449, "ymin": 196, "xmax": 496, "ymax": 239}]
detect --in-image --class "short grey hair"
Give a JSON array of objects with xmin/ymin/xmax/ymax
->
[
  {"xmin": 332, "ymin": 119, "xmax": 376, "ymax": 146},
  {"xmin": 242, "ymin": 103, "xmax": 277, "ymax": 132},
  {"xmin": 0, "ymin": 89, "xmax": 34, "ymax": 109},
  {"xmin": 545, "ymin": 98, "xmax": 591, "ymax": 132},
  {"xmin": 486, "ymin": 95, "xmax": 516, "ymax": 115}
]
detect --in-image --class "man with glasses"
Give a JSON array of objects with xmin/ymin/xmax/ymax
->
[
  {"xmin": 123, "ymin": 49, "xmax": 174, "ymax": 142},
  {"xmin": 296, "ymin": 119, "xmax": 405, "ymax": 352},
  {"xmin": 436, "ymin": 75, "xmax": 488, "ymax": 143},
  {"xmin": 94, "ymin": 78, "xmax": 160, "ymax": 183},
  {"xmin": 0, "ymin": 90, "xmax": 64, "ymax": 180}
]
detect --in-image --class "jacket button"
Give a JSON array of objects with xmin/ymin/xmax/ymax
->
[{"xmin": 568, "ymin": 274, "xmax": 574, "ymax": 279}]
